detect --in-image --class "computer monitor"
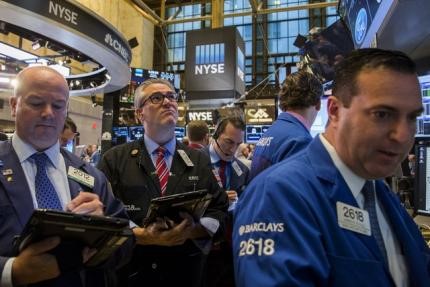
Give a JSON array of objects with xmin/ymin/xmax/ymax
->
[
  {"xmin": 129, "ymin": 126, "xmax": 144, "ymax": 141},
  {"xmin": 175, "ymin": 127, "xmax": 186, "ymax": 141},
  {"xmin": 245, "ymin": 125, "xmax": 271, "ymax": 144},
  {"xmin": 416, "ymin": 75, "xmax": 430, "ymax": 136},
  {"xmin": 414, "ymin": 139, "xmax": 430, "ymax": 216},
  {"xmin": 112, "ymin": 127, "xmax": 129, "ymax": 146}
]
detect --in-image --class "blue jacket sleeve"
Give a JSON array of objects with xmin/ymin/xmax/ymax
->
[{"xmin": 233, "ymin": 176, "xmax": 330, "ymax": 287}]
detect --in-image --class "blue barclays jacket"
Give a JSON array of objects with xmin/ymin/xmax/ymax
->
[
  {"xmin": 233, "ymin": 137, "xmax": 430, "ymax": 287},
  {"xmin": 249, "ymin": 112, "xmax": 312, "ymax": 180},
  {"xmin": 0, "ymin": 140, "xmax": 132, "ymax": 287}
]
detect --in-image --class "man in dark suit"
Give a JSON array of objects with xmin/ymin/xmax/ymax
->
[
  {"xmin": 0, "ymin": 66, "xmax": 131, "ymax": 287},
  {"xmin": 98, "ymin": 78, "xmax": 228, "ymax": 287},
  {"xmin": 201, "ymin": 116, "xmax": 249, "ymax": 287},
  {"xmin": 202, "ymin": 116, "xmax": 249, "ymax": 210},
  {"xmin": 187, "ymin": 120, "xmax": 210, "ymax": 150}
]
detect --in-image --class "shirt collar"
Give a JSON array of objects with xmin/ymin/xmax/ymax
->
[
  {"xmin": 286, "ymin": 111, "xmax": 311, "ymax": 131},
  {"xmin": 319, "ymin": 134, "xmax": 366, "ymax": 200},
  {"xmin": 144, "ymin": 133, "xmax": 176, "ymax": 156},
  {"xmin": 12, "ymin": 132, "xmax": 61, "ymax": 168},
  {"xmin": 209, "ymin": 143, "xmax": 221, "ymax": 164}
]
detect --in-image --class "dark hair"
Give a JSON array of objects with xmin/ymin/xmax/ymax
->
[
  {"xmin": 63, "ymin": 116, "xmax": 79, "ymax": 136},
  {"xmin": 187, "ymin": 121, "xmax": 209, "ymax": 141},
  {"xmin": 278, "ymin": 70, "xmax": 323, "ymax": 112},
  {"xmin": 332, "ymin": 48, "xmax": 417, "ymax": 107},
  {"xmin": 213, "ymin": 116, "xmax": 245, "ymax": 139}
]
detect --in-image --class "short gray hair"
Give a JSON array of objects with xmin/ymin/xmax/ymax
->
[{"xmin": 134, "ymin": 78, "xmax": 175, "ymax": 108}]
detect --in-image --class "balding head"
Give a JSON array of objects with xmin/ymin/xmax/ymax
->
[{"xmin": 10, "ymin": 66, "xmax": 69, "ymax": 151}]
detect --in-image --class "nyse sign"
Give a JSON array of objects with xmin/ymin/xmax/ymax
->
[
  {"xmin": 195, "ymin": 64, "xmax": 225, "ymax": 75},
  {"xmin": 194, "ymin": 43, "xmax": 225, "ymax": 75},
  {"xmin": 187, "ymin": 111, "xmax": 214, "ymax": 123}
]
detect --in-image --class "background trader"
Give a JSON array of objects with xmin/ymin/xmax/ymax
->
[
  {"xmin": 233, "ymin": 49, "xmax": 430, "ymax": 286},
  {"xmin": 187, "ymin": 120, "xmax": 210, "ymax": 150},
  {"xmin": 202, "ymin": 116, "xmax": 249, "ymax": 287},
  {"xmin": 249, "ymin": 70, "xmax": 322, "ymax": 180},
  {"xmin": 98, "ymin": 78, "xmax": 228, "ymax": 287}
]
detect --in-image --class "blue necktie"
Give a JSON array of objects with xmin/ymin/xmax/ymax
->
[
  {"xmin": 31, "ymin": 153, "xmax": 62, "ymax": 210},
  {"xmin": 362, "ymin": 180, "xmax": 388, "ymax": 265}
]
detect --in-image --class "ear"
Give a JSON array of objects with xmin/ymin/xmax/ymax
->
[
  {"xmin": 135, "ymin": 108, "xmax": 145, "ymax": 124},
  {"xmin": 327, "ymin": 96, "xmax": 340, "ymax": 124},
  {"xmin": 9, "ymin": 97, "xmax": 18, "ymax": 118}
]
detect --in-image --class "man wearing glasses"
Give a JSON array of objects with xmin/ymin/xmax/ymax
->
[{"xmin": 98, "ymin": 78, "xmax": 228, "ymax": 287}]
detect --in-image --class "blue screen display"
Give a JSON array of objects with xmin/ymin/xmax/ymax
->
[
  {"xmin": 129, "ymin": 126, "xmax": 144, "ymax": 141},
  {"xmin": 112, "ymin": 127, "xmax": 129, "ymax": 145},
  {"xmin": 246, "ymin": 125, "xmax": 270, "ymax": 144},
  {"xmin": 417, "ymin": 75, "xmax": 430, "ymax": 136},
  {"xmin": 175, "ymin": 127, "xmax": 186, "ymax": 141}
]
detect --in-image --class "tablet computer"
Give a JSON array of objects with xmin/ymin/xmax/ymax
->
[
  {"xmin": 143, "ymin": 189, "xmax": 212, "ymax": 227},
  {"xmin": 13, "ymin": 209, "xmax": 132, "ymax": 267}
]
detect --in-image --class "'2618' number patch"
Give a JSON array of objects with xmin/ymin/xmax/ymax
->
[
  {"xmin": 238, "ymin": 238, "xmax": 275, "ymax": 257},
  {"xmin": 336, "ymin": 201, "xmax": 371, "ymax": 236}
]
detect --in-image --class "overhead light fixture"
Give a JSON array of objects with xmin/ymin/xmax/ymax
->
[
  {"xmin": 32, "ymin": 40, "xmax": 41, "ymax": 50},
  {"xmin": 0, "ymin": 21, "xmax": 8, "ymax": 35},
  {"xmin": 0, "ymin": 77, "xmax": 10, "ymax": 83},
  {"xmin": 0, "ymin": 42, "xmax": 38, "ymax": 61},
  {"xmin": 91, "ymin": 94, "xmax": 97, "ymax": 107}
]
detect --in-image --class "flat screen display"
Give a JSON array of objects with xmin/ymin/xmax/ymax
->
[
  {"xmin": 415, "ymin": 142, "xmax": 430, "ymax": 216},
  {"xmin": 245, "ymin": 125, "xmax": 270, "ymax": 144},
  {"xmin": 416, "ymin": 75, "xmax": 430, "ymax": 136},
  {"xmin": 175, "ymin": 127, "xmax": 186, "ymax": 141},
  {"xmin": 129, "ymin": 126, "xmax": 144, "ymax": 141},
  {"xmin": 112, "ymin": 127, "xmax": 129, "ymax": 146}
]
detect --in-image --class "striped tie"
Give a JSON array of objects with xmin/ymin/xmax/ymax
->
[
  {"xmin": 362, "ymin": 180, "xmax": 388, "ymax": 265},
  {"xmin": 155, "ymin": 146, "xmax": 169, "ymax": 196}
]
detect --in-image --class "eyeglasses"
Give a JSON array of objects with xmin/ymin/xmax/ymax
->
[{"xmin": 140, "ymin": 91, "xmax": 179, "ymax": 107}]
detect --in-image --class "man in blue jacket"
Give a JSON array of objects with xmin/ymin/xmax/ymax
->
[
  {"xmin": 249, "ymin": 70, "xmax": 322, "ymax": 180},
  {"xmin": 233, "ymin": 48, "xmax": 430, "ymax": 286}
]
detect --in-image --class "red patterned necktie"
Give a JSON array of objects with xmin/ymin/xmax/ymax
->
[
  {"xmin": 155, "ymin": 146, "xmax": 169, "ymax": 196},
  {"xmin": 218, "ymin": 160, "xmax": 227, "ymax": 188}
]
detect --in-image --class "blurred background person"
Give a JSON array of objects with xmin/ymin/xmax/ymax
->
[
  {"xmin": 187, "ymin": 120, "xmax": 210, "ymax": 150},
  {"xmin": 235, "ymin": 143, "xmax": 251, "ymax": 170},
  {"xmin": 201, "ymin": 116, "xmax": 249, "ymax": 287},
  {"xmin": 250, "ymin": 70, "xmax": 323, "ymax": 180},
  {"xmin": 59, "ymin": 116, "xmax": 79, "ymax": 148}
]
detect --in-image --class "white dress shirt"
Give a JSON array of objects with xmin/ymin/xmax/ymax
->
[{"xmin": 320, "ymin": 134, "xmax": 408, "ymax": 287}]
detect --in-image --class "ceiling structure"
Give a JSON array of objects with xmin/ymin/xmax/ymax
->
[
  {"xmin": 0, "ymin": 0, "xmax": 131, "ymax": 96},
  {"xmin": 130, "ymin": 0, "xmax": 338, "ymax": 27}
]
